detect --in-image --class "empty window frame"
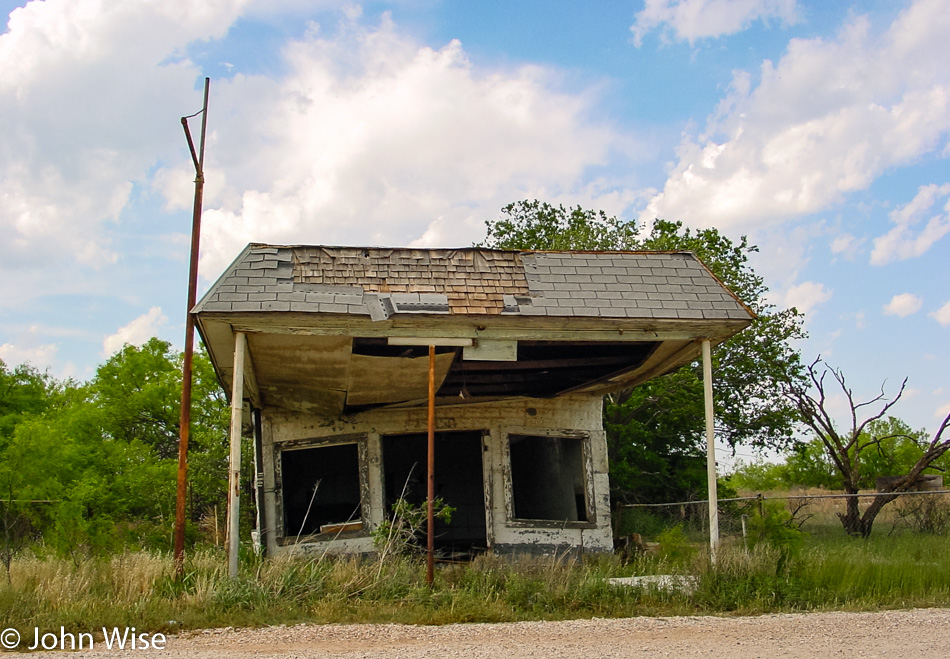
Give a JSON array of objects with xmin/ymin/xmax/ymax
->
[
  {"xmin": 279, "ymin": 441, "xmax": 363, "ymax": 537},
  {"xmin": 508, "ymin": 434, "xmax": 589, "ymax": 523}
]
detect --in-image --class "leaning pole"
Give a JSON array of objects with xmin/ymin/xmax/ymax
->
[{"xmin": 174, "ymin": 78, "xmax": 210, "ymax": 577}]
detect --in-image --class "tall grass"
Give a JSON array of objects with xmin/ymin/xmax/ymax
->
[{"xmin": 2, "ymin": 535, "xmax": 949, "ymax": 636}]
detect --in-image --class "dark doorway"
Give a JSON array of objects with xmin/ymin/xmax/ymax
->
[
  {"xmin": 382, "ymin": 431, "xmax": 488, "ymax": 555},
  {"xmin": 281, "ymin": 442, "xmax": 362, "ymax": 537}
]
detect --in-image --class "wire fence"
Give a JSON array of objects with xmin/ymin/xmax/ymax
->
[{"xmin": 616, "ymin": 489, "xmax": 950, "ymax": 542}]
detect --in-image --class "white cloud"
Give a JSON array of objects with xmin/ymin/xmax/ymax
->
[
  {"xmin": 931, "ymin": 300, "xmax": 950, "ymax": 326},
  {"xmin": 829, "ymin": 232, "xmax": 864, "ymax": 261},
  {"xmin": 631, "ymin": 0, "xmax": 799, "ymax": 47},
  {"xmin": 854, "ymin": 310, "xmax": 866, "ymax": 330},
  {"xmin": 830, "ymin": 233, "xmax": 855, "ymax": 254},
  {"xmin": 0, "ymin": 0, "xmax": 247, "ymax": 275},
  {"xmin": 870, "ymin": 182, "xmax": 950, "ymax": 265},
  {"xmin": 158, "ymin": 14, "xmax": 622, "ymax": 277},
  {"xmin": 782, "ymin": 280, "xmax": 832, "ymax": 318},
  {"xmin": 936, "ymin": 402, "xmax": 950, "ymax": 421},
  {"xmin": 0, "ymin": 342, "xmax": 59, "ymax": 370},
  {"xmin": 750, "ymin": 220, "xmax": 826, "ymax": 308},
  {"xmin": 101, "ymin": 307, "xmax": 168, "ymax": 357},
  {"xmin": 883, "ymin": 293, "xmax": 923, "ymax": 317},
  {"xmin": 644, "ymin": 0, "xmax": 950, "ymax": 230},
  {"xmin": 0, "ymin": 2, "xmax": 632, "ymax": 301}
]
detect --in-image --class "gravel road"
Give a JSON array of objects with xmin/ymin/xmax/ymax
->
[{"xmin": 24, "ymin": 608, "xmax": 950, "ymax": 658}]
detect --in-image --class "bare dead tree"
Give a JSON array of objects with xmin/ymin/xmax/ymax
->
[{"xmin": 786, "ymin": 357, "xmax": 950, "ymax": 538}]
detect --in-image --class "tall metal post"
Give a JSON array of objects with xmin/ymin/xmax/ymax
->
[
  {"xmin": 386, "ymin": 337, "xmax": 473, "ymax": 586},
  {"xmin": 228, "ymin": 332, "xmax": 247, "ymax": 578},
  {"xmin": 174, "ymin": 77, "xmax": 210, "ymax": 576},
  {"xmin": 426, "ymin": 344, "xmax": 436, "ymax": 587},
  {"xmin": 702, "ymin": 339, "xmax": 719, "ymax": 563}
]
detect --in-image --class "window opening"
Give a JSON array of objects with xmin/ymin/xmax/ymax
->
[
  {"xmin": 281, "ymin": 442, "xmax": 361, "ymax": 537},
  {"xmin": 509, "ymin": 434, "xmax": 588, "ymax": 522}
]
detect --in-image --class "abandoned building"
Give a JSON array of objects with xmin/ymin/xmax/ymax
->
[{"xmin": 194, "ymin": 245, "xmax": 754, "ymax": 557}]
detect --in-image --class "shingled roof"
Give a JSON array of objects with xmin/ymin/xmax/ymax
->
[{"xmin": 194, "ymin": 245, "xmax": 752, "ymax": 322}]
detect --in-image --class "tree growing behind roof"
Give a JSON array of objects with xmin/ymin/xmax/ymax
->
[{"xmin": 481, "ymin": 200, "xmax": 806, "ymax": 506}]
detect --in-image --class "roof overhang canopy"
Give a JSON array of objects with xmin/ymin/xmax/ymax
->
[{"xmin": 195, "ymin": 245, "xmax": 754, "ymax": 416}]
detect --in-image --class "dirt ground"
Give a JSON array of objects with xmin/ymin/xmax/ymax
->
[{"xmin": 25, "ymin": 608, "xmax": 950, "ymax": 658}]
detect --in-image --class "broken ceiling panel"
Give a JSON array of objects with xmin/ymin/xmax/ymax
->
[
  {"xmin": 345, "ymin": 352, "xmax": 456, "ymax": 407},
  {"xmin": 259, "ymin": 384, "xmax": 347, "ymax": 417},
  {"xmin": 248, "ymin": 334, "xmax": 351, "ymax": 413}
]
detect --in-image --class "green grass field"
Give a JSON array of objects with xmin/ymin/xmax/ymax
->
[{"xmin": 2, "ymin": 528, "xmax": 949, "ymax": 638}]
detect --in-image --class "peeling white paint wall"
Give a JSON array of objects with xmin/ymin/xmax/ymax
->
[{"xmin": 261, "ymin": 394, "xmax": 613, "ymax": 557}]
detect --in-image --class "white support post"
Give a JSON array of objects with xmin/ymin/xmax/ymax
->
[
  {"xmin": 702, "ymin": 339, "xmax": 719, "ymax": 563},
  {"xmin": 227, "ymin": 331, "xmax": 247, "ymax": 578}
]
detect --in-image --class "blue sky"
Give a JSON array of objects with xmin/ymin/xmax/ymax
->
[{"xmin": 1, "ymin": 0, "xmax": 948, "ymax": 462}]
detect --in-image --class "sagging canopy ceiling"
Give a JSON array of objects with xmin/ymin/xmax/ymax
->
[{"xmin": 244, "ymin": 333, "xmax": 659, "ymax": 416}]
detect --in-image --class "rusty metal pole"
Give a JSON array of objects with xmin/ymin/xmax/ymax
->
[
  {"xmin": 174, "ymin": 77, "xmax": 210, "ymax": 576},
  {"xmin": 426, "ymin": 344, "xmax": 436, "ymax": 587}
]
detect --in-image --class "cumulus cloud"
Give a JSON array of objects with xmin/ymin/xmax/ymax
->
[
  {"xmin": 883, "ymin": 293, "xmax": 923, "ymax": 317},
  {"xmin": 156, "ymin": 14, "xmax": 621, "ymax": 276},
  {"xmin": 101, "ymin": 307, "xmax": 168, "ymax": 357},
  {"xmin": 0, "ymin": 0, "xmax": 247, "ymax": 271},
  {"xmin": 644, "ymin": 0, "xmax": 950, "ymax": 230},
  {"xmin": 931, "ymin": 300, "xmax": 950, "ymax": 326},
  {"xmin": 782, "ymin": 280, "xmax": 832, "ymax": 318},
  {"xmin": 631, "ymin": 0, "xmax": 799, "ymax": 46},
  {"xmin": 870, "ymin": 182, "xmax": 950, "ymax": 265},
  {"xmin": 1, "ymin": 1, "xmax": 632, "ymax": 298}
]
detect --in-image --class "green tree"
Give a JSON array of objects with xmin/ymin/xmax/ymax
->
[
  {"xmin": 481, "ymin": 200, "xmax": 805, "ymax": 506},
  {"xmin": 855, "ymin": 417, "xmax": 941, "ymax": 487},
  {"xmin": 94, "ymin": 338, "xmax": 184, "ymax": 459},
  {"xmin": 0, "ymin": 340, "xmax": 230, "ymax": 560},
  {"xmin": 729, "ymin": 417, "xmax": 948, "ymax": 496},
  {"xmin": 0, "ymin": 359, "xmax": 53, "ymax": 443},
  {"xmin": 726, "ymin": 459, "xmax": 791, "ymax": 492},
  {"xmin": 480, "ymin": 200, "xmax": 641, "ymax": 251},
  {"xmin": 0, "ymin": 359, "xmax": 56, "ymax": 578},
  {"xmin": 91, "ymin": 338, "xmax": 230, "ymax": 525},
  {"xmin": 786, "ymin": 359, "xmax": 950, "ymax": 537},
  {"xmin": 89, "ymin": 339, "xmax": 231, "ymax": 543},
  {"xmin": 783, "ymin": 439, "xmax": 839, "ymax": 489}
]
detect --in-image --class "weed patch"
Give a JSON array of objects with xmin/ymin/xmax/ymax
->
[{"xmin": 2, "ymin": 537, "xmax": 950, "ymax": 632}]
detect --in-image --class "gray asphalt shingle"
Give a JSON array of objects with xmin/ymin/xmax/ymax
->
[{"xmin": 193, "ymin": 244, "xmax": 753, "ymax": 322}]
